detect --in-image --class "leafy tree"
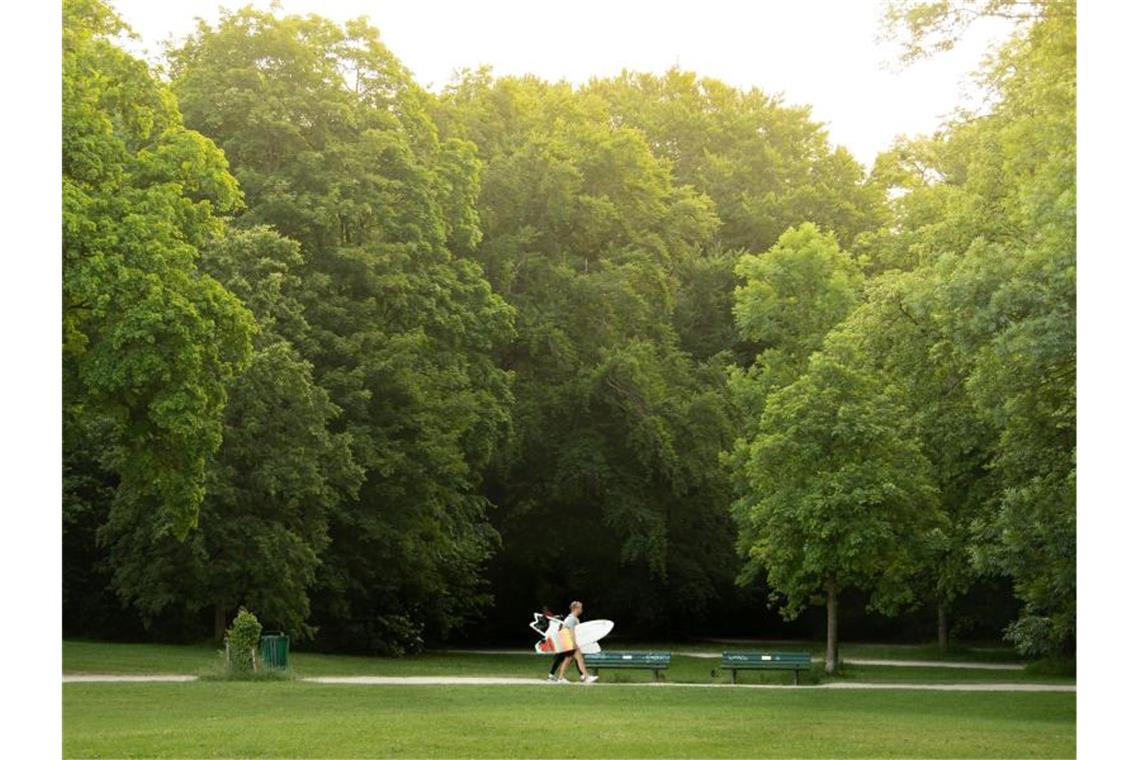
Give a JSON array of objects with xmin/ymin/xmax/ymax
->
[
  {"xmin": 726, "ymin": 222, "xmax": 934, "ymax": 669},
  {"xmin": 105, "ymin": 228, "xmax": 363, "ymax": 640},
  {"xmin": 168, "ymin": 8, "xmax": 515, "ymax": 651},
  {"xmin": 824, "ymin": 271, "xmax": 998, "ymax": 650},
  {"xmin": 866, "ymin": 0, "xmax": 1075, "ymax": 654},
  {"xmin": 671, "ymin": 245, "xmax": 750, "ymax": 364},
  {"xmin": 439, "ymin": 72, "xmax": 741, "ymax": 631},
  {"xmin": 63, "ymin": 0, "xmax": 255, "ymax": 604},
  {"xmin": 585, "ymin": 69, "xmax": 888, "ymax": 253},
  {"xmin": 730, "ymin": 347, "xmax": 942, "ymax": 673}
]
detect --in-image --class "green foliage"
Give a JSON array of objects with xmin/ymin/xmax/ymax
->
[
  {"xmin": 195, "ymin": 229, "xmax": 362, "ymax": 638},
  {"xmin": 61, "ymin": 0, "xmax": 1074, "ymax": 656},
  {"xmin": 732, "ymin": 223, "xmax": 864, "ymax": 398},
  {"xmin": 864, "ymin": 2, "xmax": 1075, "ymax": 654},
  {"xmin": 63, "ymin": 0, "xmax": 255, "ymax": 544},
  {"xmin": 730, "ymin": 348, "xmax": 943, "ymax": 619},
  {"xmin": 168, "ymin": 8, "xmax": 515, "ymax": 649},
  {"xmin": 438, "ymin": 71, "xmax": 740, "ymax": 629},
  {"xmin": 825, "ymin": 271, "xmax": 997, "ymax": 641},
  {"xmin": 880, "ymin": 0, "xmax": 1070, "ymax": 64},
  {"xmin": 225, "ymin": 608, "xmax": 262, "ymax": 673},
  {"xmin": 583, "ymin": 69, "xmax": 888, "ymax": 252}
]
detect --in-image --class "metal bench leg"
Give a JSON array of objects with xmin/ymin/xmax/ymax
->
[
  {"xmin": 731, "ymin": 669, "xmax": 736, "ymax": 685},
  {"xmin": 794, "ymin": 669, "xmax": 799, "ymax": 686}
]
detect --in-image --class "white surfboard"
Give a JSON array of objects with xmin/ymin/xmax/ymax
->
[
  {"xmin": 534, "ymin": 618, "xmax": 614, "ymax": 654},
  {"xmin": 572, "ymin": 619, "xmax": 614, "ymax": 648}
]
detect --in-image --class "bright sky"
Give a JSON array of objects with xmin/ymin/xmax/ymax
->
[{"xmin": 108, "ymin": 0, "xmax": 1019, "ymax": 169}]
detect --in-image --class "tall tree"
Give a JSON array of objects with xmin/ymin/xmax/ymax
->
[
  {"xmin": 730, "ymin": 345, "xmax": 942, "ymax": 673},
  {"xmin": 880, "ymin": 0, "xmax": 1071, "ymax": 63},
  {"xmin": 63, "ymin": 0, "xmax": 257, "ymax": 634},
  {"xmin": 868, "ymin": 0, "xmax": 1075, "ymax": 655},
  {"xmin": 108, "ymin": 228, "xmax": 364, "ymax": 640},
  {"xmin": 824, "ymin": 271, "xmax": 998, "ymax": 650},
  {"xmin": 726, "ymin": 223, "xmax": 913, "ymax": 671},
  {"xmin": 439, "ymin": 72, "xmax": 741, "ymax": 632},
  {"xmin": 169, "ymin": 8, "xmax": 516, "ymax": 651}
]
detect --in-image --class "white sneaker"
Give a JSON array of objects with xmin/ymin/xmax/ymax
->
[
  {"xmin": 580, "ymin": 674, "xmax": 598, "ymax": 684},
  {"xmin": 546, "ymin": 674, "xmax": 558, "ymax": 682},
  {"xmin": 556, "ymin": 677, "xmax": 570, "ymax": 684}
]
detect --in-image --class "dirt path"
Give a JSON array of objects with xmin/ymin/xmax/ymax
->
[
  {"xmin": 63, "ymin": 674, "xmax": 197, "ymax": 682},
  {"xmin": 63, "ymin": 674, "xmax": 1072, "ymax": 692}
]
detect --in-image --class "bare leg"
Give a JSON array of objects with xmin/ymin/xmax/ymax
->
[{"xmin": 573, "ymin": 649, "xmax": 588, "ymax": 677}]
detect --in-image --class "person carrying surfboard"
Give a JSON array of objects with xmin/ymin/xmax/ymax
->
[
  {"xmin": 554, "ymin": 601, "xmax": 598, "ymax": 684},
  {"xmin": 540, "ymin": 607, "xmax": 578, "ymax": 682}
]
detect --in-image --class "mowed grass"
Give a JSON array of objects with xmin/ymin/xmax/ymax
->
[
  {"xmin": 64, "ymin": 640, "xmax": 218, "ymax": 674},
  {"xmin": 63, "ymin": 681, "xmax": 1075, "ymax": 758},
  {"xmin": 636, "ymin": 640, "xmax": 1026, "ymax": 664},
  {"xmin": 62, "ymin": 640, "xmax": 1074, "ymax": 685}
]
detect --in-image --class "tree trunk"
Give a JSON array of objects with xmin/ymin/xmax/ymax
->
[
  {"xmin": 825, "ymin": 581, "xmax": 839, "ymax": 675},
  {"xmin": 214, "ymin": 604, "xmax": 228, "ymax": 644},
  {"xmin": 937, "ymin": 603, "xmax": 949, "ymax": 653}
]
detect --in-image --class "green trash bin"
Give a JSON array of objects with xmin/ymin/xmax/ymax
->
[{"xmin": 259, "ymin": 632, "xmax": 290, "ymax": 670}]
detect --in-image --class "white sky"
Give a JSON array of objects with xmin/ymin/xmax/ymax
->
[{"xmin": 108, "ymin": 0, "xmax": 1019, "ymax": 169}]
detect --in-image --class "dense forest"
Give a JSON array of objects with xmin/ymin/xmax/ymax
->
[{"xmin": 63, "ymin": 0, "xmax": 1075, "ymax": 667}]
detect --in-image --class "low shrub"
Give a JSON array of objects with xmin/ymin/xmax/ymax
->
[{"xmin": 225, "ymin": 608, "xmax": 262, "ymax": 674}]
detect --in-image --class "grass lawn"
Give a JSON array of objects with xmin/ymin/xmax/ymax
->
[
  {"xmin": 631, "ymin": 640, "xmax": 1026, "ymax": 664},
  {"xmin": 62, "ymin": 640, "xmax": 1074, "ymax": 686},
  {"xmin": 64, "ymin": 640, "xmax": 219, "ymax": 675},
  {"xmin": 63, "ymin": 681, "xmax": 1075, "ymax": 758}
]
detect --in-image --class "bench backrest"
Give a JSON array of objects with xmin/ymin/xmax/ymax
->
[
  {"xmin": 721, "ymin": 651, "xmax": 811, "ymax": 668},
  {"xmin": 584, "ymin": 651, "xmax": 672, "ymax": 666}
]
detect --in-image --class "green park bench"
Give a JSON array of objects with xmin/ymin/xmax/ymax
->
[
  {"xmin": 584, "ymin": 651, "xmax": 672, "ymax": 681},
  {"xmin": 720, "ymin": 651, "xmax": 811, "ymax": 685}
]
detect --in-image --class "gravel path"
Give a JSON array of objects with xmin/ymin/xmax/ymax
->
[
  {"xmin": 63, "ymin": 674, "xmax": 1072, "ymax": 692},
  {"xmin": 63, "ymin": 674, "xmax": 197, "ymax": 683}
]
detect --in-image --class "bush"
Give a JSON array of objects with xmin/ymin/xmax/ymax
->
[{"xmin": 225, "ymin": 608, "xmax": 262, "ymax": 674}]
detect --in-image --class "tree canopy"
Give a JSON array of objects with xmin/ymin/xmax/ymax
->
[
  {"xmin": 64, "ymin": 0, "xmax": 254, "ymax": 543},
  {"xmin": 63, "ymin": 0, "xmax": 1075, "ymax": 658}
]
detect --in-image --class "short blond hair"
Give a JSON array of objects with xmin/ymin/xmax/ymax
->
[{"xmin": 570, "ymin": 600, "xmax": 582, "ymax": 612}]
